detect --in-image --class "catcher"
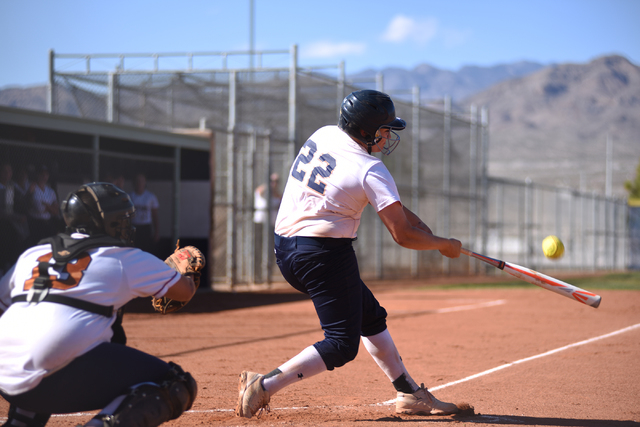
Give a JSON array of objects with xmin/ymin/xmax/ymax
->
[{"xmin": 0, "ymin": 182, "xmax": 204, "ymax": 427}]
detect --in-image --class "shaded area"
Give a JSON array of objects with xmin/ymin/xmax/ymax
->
[
  {"xmin": 371, "ymin": 414, "xmax": 640, "ymax": 426},
  {"xmin": 123, "ymin": 288, "xmax": 309, "ymax": 314},
  {"xmin": 460, "ymin": 414, "xmax": 639, "ymax": 426}
]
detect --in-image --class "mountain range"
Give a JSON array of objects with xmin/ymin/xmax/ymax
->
[
  {"xmin": 349, "ymin": 55, "xmax": 638, "ymax": 197},
  {"xmin": 349, "ymin": 60, "xmax": 547, "ymax": 101},
  {"xmin": 1, "ymin": 55, "xmax": 638, "ymax": 198},
  {"xmin": 463, "ymin": 55, "xmax": 639, "ymax": 197}
]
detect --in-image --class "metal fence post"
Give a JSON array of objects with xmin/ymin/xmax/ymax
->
[
  {"xmin": 247, "ymin": 129, "xmax": 256, "ymax": 284},
  {"xmin": 496, "ymin": 184, "xmax": 504, "ymax": 260},
  {"xmin": 610, "ymin": 198, "xmax": 616, "ymax": 269},
  {"xmin": 337, "ymin": 61, "xmax": 345, "ymax": 121},
  {"xmin": 469, "ymin": 104, "xmax": 478, "ymax": 272},
  {"xmin": 173, "ymin": 146, "xmax": 181, "ymax": 247},
  {"xmin": 264, "ymin": 130, "xmax": 273, "ymax": 287},
  {"xmin": 92, "ymin": 135, "xmax": 100, "ymax": 182},
  {"xmin": 442, "ymin": 95, "xmax": 451, "ymax": 274},
  {"xmin": 47, "ymin": 49, "xmax": 55, "ymax": 114},
  {"xmin": 524, "ymin": 179, "xmax": 533, "ymax": 267},
  {"xmin": 375, "ymin": 74, "xmax": 384, "ymax": 279},
  {"xmin": 569, "ymin": 190, "xmax": 576, "ymax": 269},
  {"xmin": 480, "ymin": 107, "xmax": 490, "ymax": 265},
  {"xmin": 288, "ymin": 44, "xmax": 298, "ymax": 161},
  {"xmin": 107, "ymin": 72, "xmax": 117, "ymax": 123},
  {"xmin": 580, "ymin": 190, "xmax": 586, "ymax": 268},
  {"xmin": 593, "ymin": 192, "xmax": 599, "ymax": 270},
  {"xmin": 555, "ymin": 188, "xmax": 562, "ymax": 245},
  {"xmin": 226, "ymin": 71, "xmax": 237, "ymax": 286},
  {"xmin": 411, "ymin": 85, "xmax": 420, "ymax": 277}
]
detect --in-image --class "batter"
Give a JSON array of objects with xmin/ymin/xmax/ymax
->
[{"xmin": 236, "ymin": 90, "xmax": 471, "ymax": 418}]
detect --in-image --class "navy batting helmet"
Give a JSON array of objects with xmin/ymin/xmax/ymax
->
[{"xmin": 338, "ymin": 89, "xmax": 406, "ymax": 154}]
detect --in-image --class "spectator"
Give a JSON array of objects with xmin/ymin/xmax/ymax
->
[
  {"xmin": 130, "ymin": 172, "xmax": 160, "ymax": 255},
  {"xmin": 0, "ymin": 163, "xmax": 29, "ymax": 274},
  {"xmin": 253, "ymin": 173, "xmax": 282, "ymax": 228},
  {"xmin": 26, "ymin": 165, "xmax": 59, "ymax": 246},
  {"xmin": 112, "ymin": 173, "xmax": 125, "ymax": 191},
  {"xmin": 104, "ymin": 171, "xmax": 126, "ymax": 191},
  {"xmin": 253, "ymin": 173, "xmax": 282, "ymax": 282},
  {"xmin": 13, "ymin": 165, "xmax": 32, "ymax": 198}
]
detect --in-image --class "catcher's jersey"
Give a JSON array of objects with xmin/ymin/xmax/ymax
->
[
  {"xmin": 275, "ymin": 125, "xmax": 401, "ymax": 238},
  {"xmin": 0, "ymin": 238, "xmax": 180, "ymax": 395}
]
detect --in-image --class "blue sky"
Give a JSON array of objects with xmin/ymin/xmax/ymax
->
[{"xmin": 1, "ymin": 0, "xmax": 639, "ymax": 88}]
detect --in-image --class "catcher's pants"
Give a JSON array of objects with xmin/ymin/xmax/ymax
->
[
  {"xmin": 274, "ymin": 234, "xmax": 388, "ymax": 370},
  {"xmin": 0, "ymin": 342, "xmax": 170, "ymax": 414}
]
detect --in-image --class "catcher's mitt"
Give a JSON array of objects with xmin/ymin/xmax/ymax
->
[{"xmin": 152, "ymin": 241, "xmax": 206, "ymax": 314}]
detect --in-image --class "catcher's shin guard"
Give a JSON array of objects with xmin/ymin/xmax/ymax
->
[
  {"xmin": 3, "ymin": 405, "xmax": 50, "ymax": 427},
  {"xmin": 87, "ymin": 362, "xmax": 197, "ymax": 427}
]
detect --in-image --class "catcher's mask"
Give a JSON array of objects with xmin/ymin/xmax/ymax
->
[
  {"xmin": 61, "ymin": 182, "xmax": 136, "ymax": 245},
  {"xmin": 338, "ymin": 89, "xmax": 406, "ymax": 155}
]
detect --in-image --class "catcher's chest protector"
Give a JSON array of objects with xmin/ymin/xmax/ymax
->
[{"xmin": 11, "ymin": 233, "xmax": 125, "ymax": 316}]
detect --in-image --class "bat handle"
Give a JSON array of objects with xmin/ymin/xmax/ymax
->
[{"xmin": 461, "ymin": 248, "xmax": 506, "ymax": 270}]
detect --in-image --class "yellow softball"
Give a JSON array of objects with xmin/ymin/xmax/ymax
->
[{"xmin": 542, "ymin": 235, "xmax": 564, "ymax": 259}]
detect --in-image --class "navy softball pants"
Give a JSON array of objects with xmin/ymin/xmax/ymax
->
[
  {"xmin": 274, "ymin": 234, "xmax": 388, "ymax": 370},
  {"xmin": 0, "ymin": 342, "xmax": 170, "ymax": 414}
]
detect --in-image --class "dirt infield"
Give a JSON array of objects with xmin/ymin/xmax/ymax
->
[{"xmin": 2, "ymin": 280, "xmax": 640, "ymax": 426}]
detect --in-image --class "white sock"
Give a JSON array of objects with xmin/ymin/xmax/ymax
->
[
  {"xmin": 362, "ymin": 329, "xmax": 419, "ymax": 392},
  {"xmin": 262, "ymin": 345, "xmax": 327, "ymax": 395}
]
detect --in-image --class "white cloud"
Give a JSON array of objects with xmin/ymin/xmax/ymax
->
[
  {"xmin": 302, "ymin": 41, "xmax": 367, "ymax": 59},
  {"xmin": 381, "ymin": 15, "xmax": 438, "ymax": 45}
]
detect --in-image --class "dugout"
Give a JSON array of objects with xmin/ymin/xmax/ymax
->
[{"xmin": 0, "ymin": 105, "xmax": 214, "ymax": 285}]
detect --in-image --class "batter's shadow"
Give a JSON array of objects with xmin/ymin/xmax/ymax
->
[
  {"xmin": 371, "ymin": 414, "xmax": 639, "ymax": 426},
  {"xmin": 123, "ymin": 287, "xmax": 309, "ymax": 314}
]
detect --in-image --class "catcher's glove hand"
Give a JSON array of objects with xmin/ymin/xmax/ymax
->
[{"xmin": 152, "ymin": 241, "xmax": 206, "ymax": 314}]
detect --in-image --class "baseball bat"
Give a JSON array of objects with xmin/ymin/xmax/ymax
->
[{"xmin": 461, "ymin": 248, "xmax": 601, "ymax": 308}]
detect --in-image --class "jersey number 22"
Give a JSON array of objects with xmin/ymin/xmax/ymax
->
[{"xmin": 291, "ymin": 140, "xmax": 336, "ymax": 195}]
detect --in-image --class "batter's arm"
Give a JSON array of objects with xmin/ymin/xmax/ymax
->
[
  {"xmin": 402, "ymin": 205, "xmax": 433, "ymax": 234},
  {"xmin": 378, "ymin": 202, "xmax": 461, "ymax": 258}
]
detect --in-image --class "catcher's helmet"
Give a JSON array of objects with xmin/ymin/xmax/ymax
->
[
  {"xmin": 61, "ymin": 182, "xmax": 136, "ymax": 245},
  {"xmin": 338, "ymin": 89, "xmax": 406, "ymax": 155}
]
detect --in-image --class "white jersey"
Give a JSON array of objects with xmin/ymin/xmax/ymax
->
[
  {"xmin": 253, "ymin": 189, "xmax": 280, "ymax": 226},
  {"xmin": 275, "ymin": 125, "xmax": 401, "ymax": 238},
  {"xmin": 0, "ymin": 239, "xmax": 180, "ymax": 395},
  {"xmin": 27, "ymin": 185, "xmax": 57, "ymax": 220},
  {"xmin": 130, "ymin": 190, "xmax": 159, "ymax": 226}
]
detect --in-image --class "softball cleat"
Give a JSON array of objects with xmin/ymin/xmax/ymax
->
[
  {"xmin": 235, "ymin": 371, "xmax": 270, "ymax": 418},
  {"xmin": 396, "ymin": 384, "xmax": 471, "ymax": 416}
]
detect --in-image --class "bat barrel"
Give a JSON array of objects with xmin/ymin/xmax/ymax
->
[{"xmin": 462, "ymin": 248, "xmax": 602, "ymax": 309}]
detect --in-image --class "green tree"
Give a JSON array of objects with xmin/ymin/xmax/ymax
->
[{"xmin": 625, "ymin": 157, "xmax": 640, "ymax": 201}]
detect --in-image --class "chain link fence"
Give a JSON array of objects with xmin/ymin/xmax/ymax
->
[
  {"xmin": 13, "ymin": 47, "xmax": 629, "ymax": 288},
  {"xmin": 483, "ymin": 178, "xmax": 629, "ymax": 274}
]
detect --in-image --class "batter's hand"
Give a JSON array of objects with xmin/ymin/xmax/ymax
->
[{"xmin": 439, "ymin": 238, "xmax": 462, "ymax": 258}]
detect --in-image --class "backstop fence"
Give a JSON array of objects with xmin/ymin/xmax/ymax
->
[{"xmin": 1, "ymin": 47, "xmax": 630, "ymax": 288}]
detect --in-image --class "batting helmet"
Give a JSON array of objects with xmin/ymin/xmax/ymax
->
[
  {"xmin": 338, "ymin": 89, "xmax": 406, "ymax": 154},
  {"xmin": 61, "ymin": 182, "xmax": 136, "ymax": 245}
]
